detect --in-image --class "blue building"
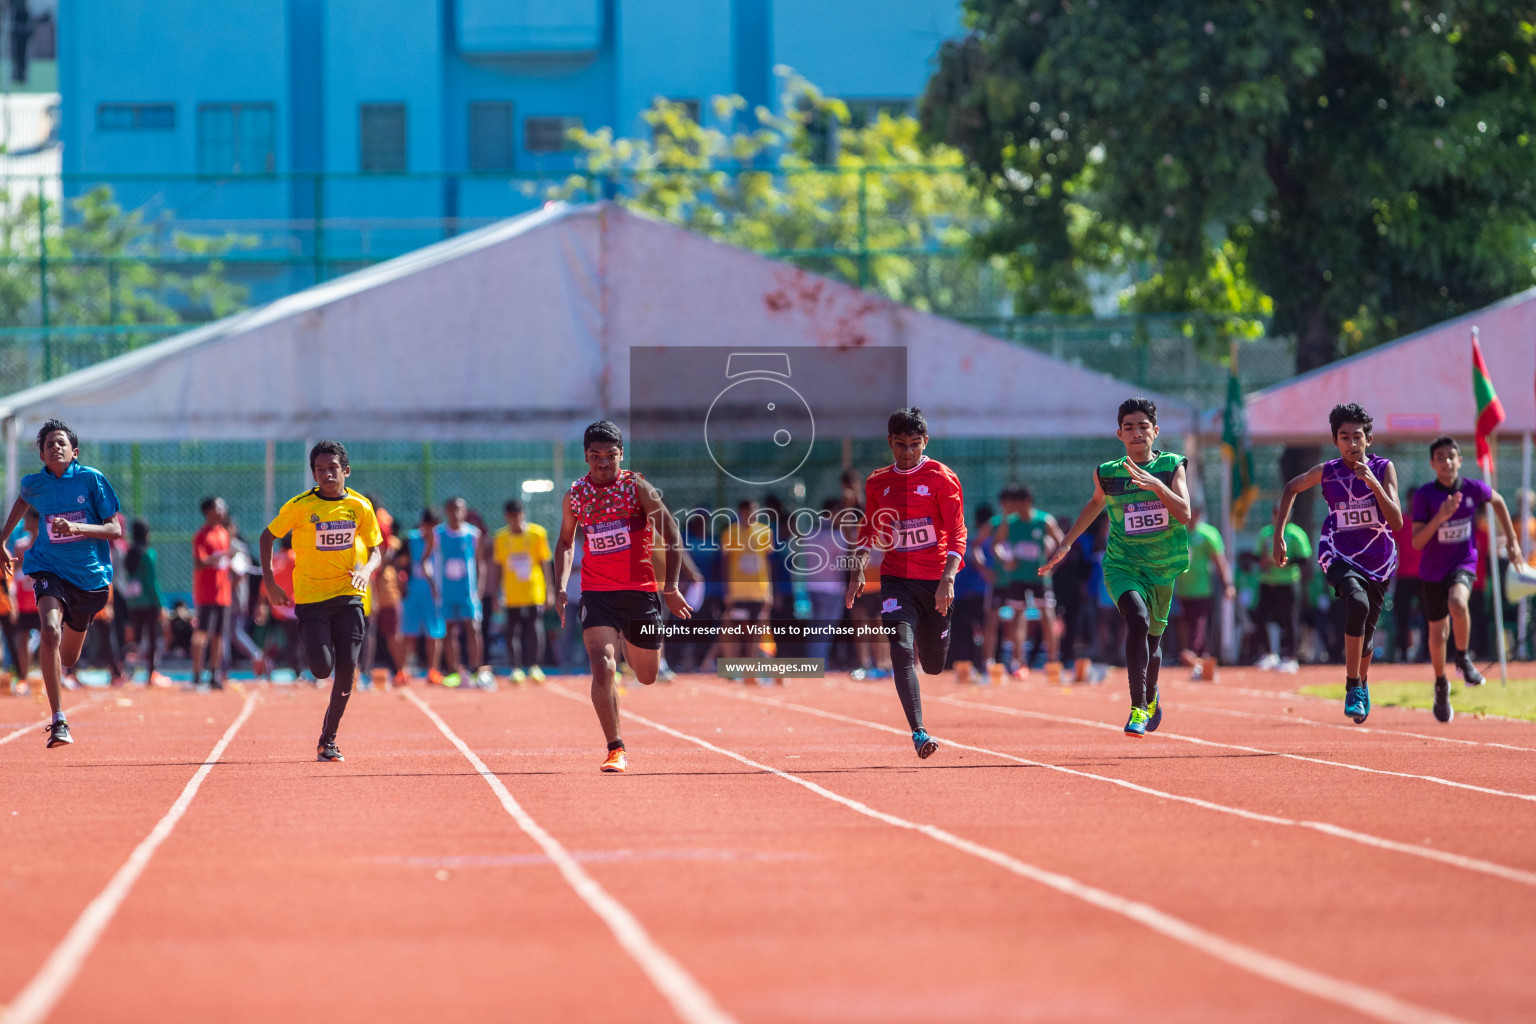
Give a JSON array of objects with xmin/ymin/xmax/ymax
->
[{"xmin": 58, "ymin": 0, "xmax": 961, "ymax": 276}]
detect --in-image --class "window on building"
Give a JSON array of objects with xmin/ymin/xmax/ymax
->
[
  {"xmin": 196, "ymin": 103, "xmax": 275, "ymax": 175},
  {"xmin": 468, "ymin": 102, "xmax": 515, "ymax": 171},
  {"xmin": 97, "ymin": 103, "xmax": 175, "ymax": 131},
  {"xmin": 360, "ymin": 103, "xmax": 408, "ymax": 172},
  {"xmin": 524, "ymin": 116, "xmax": 582, "ymax": 155}
]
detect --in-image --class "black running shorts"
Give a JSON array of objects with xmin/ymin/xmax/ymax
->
[
  {"xmin": 579, "ymin": 589, "xmax": 665, "ymax": 650},
  {"xmin": 30, "ymin": 572, "xmax": 111, "ymax": 633},
  {"xmin": 1421, "ymin": 569, "xmax": 1477, "ymax": 623}
]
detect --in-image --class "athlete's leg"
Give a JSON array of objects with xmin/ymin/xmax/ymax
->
[
  {"xmin": 914, "ymin": 610, "xmax": 953, "ymax": 677},
  {"xmin": 1336, "ymin": 574, "xmax": 1371, "ymax": 680},
  {"xmin": 622, "ymin": 642, "xmax": 660, "ymax": 685},
  {"xmin": 319, "ymin": 604, "xmax": 366, "ymax": 745},
  {"xmin": 443, "ymin": 620, "xmax": 463, "ymax": 674},
  {"xmin": 35, "ymin": 598, "xmax": 70, "ymax": 715},
  {"xmin": 1359, "ymin": 581, "xmax": 1385, "ymax": 683},
  {"xmin": 1116, "ymin": 590, "xmax": 1152, "ymax": 707},
  {"xmin": 464, "ymin": 615, "xmax": 484, "ymax": 671},
  {"xmin": 1040, "ymin": 602, "xmax": 1060, "ymax": 662},
  {"xmin": 1428, "ymin": 616, "xmax": 1450, "ymax": 678},
  {"xmin": 1146, "ymin": 630, "xmax": 1164, "ymax": 705},
  {"xmin": 299, "ymin": 613, "xmax": 336, "ymax": 681},
  {"xmin": 1278, "ymin": 584, "xmax": 1299, "ymax": 661},
  {"xmin": 1448, "ymin": 581, "xmax": 1473, "ymax": 658},
  {"xmin": 887, "ymin": 621, "xmax": 926, "ymax": 731},
  {"xmin": 584, "ymin": 626, "xmax": 624, "ymax": 747},
  {"xmin": 981, "ymin": 602, "xmax": 1000, "ymax": 666}
]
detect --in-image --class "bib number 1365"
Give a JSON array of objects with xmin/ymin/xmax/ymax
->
[{"xmin": 1124, "ymin": 501, "xmax": 1169, "ymax": 536}]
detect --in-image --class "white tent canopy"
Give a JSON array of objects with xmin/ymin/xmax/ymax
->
[
  {"xmin": 0, "ymin": 202, "xmax": 1193, "ymax": 497},
  {"xmin": 1239, "ymin": 287, "xmax": 1536, "ymax": 445}
]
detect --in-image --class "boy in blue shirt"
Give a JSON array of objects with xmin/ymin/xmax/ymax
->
[{"xmin": 0, "ymin": 420, "xmax": 123, "ymax": 747}]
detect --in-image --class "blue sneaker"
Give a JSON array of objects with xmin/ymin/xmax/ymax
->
[
  {"xmin": 912, "ymin": 729, "xmax": 938, "ymax": 759},
  {"xmin": 1145, "ymin": 693, "xmax": 1163, "ymax": 733},
  {"xmin": 1124, "ymin": 706, "xmax": 1149, "ymax": 737},
  {"xmin": 1344, "ymin": 683, "xmax": 1370, "ymax": 724}
]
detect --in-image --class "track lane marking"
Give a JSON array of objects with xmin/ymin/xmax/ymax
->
[
  {"xmin": 0, "ymin": 696, "xmax": 107, "ymax": 748},
  {"xmin": 938, "ymin": 696, "xmax": 1536, "ymax": 805},
  {"xmin": 1155, "ymin": 699, "xmax": 1536, "ymax": 753},
  {"xmin": 700, "ymin": 685, "xmax": 1536, "ymax": 888},
  {"xmin": 1224, "ymin": 685, "xmax": 1536, "ymax": 726},
  {"xmin": 548, "ymin": 685, "xmax": 1472, "ymax": 1024},
  {"xmin": 1, "ymin": 693, "xmax": 259, "ymax": 1024},
  {"xmin": 403, "ymin": 689, "xmax": 737, "ymax": 1024}
]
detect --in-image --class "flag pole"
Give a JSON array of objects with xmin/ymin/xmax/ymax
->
[
  {"xmin": 1220, "ymin": 339, "xmax": 1238, "ymax": 666},
  {"xmin": 1474, "ymin": 325, "xmax": 1510, "ymax": 686}
]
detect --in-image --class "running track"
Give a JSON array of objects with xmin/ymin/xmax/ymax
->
[{"xmin": 2, "ymin": 666, "xmax": 1533, "ymax": 1023}]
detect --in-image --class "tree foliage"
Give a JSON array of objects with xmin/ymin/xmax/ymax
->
[{"xmin": 923, "ymin": 0, "xmax": 1536, "ymax": 370}]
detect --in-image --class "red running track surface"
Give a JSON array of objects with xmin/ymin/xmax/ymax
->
[{"xmin": 1, "ymin": 665, "xmax": 1533, "ymax": 1023}]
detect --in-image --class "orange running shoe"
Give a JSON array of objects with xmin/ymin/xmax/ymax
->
[
  {"xmin": 600, "ymin": 747, "xmax": 628, "ymax": 773},
  {"xmin": 427, "ymin": 668, "xmax": 444, "ymax": 686}
]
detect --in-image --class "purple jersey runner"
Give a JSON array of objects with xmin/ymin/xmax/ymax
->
[
  {"xmin": 1317, "ymin": 455, "xmax": 1398, "ymax": 583},
  {"xmin": 1410, "ymin": 477, "xmax": 1493, "ymax": 582}
]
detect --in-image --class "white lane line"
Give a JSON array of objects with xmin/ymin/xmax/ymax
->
[
  {"xmin": 1224, "ymin": 685, "xmax": 1535, "ymax": 726},
  {"xmin": 0, "ymin": 697, "xmax": 106, "ymax": 748},
  {"xmin": 698, "ymin": 685, "xmax": 1536, "ymax": 889},
  {"xmin": 1, "ymin": 693, "xmax": 259, "ymax": 1024},
  {"xmin": 941, "ymin": 697, "xmax": 1536, "ymax": 805},
  {"xmin": 1167, "ymin": 700, "xmax": 1536, "ymax": 753},
  {"xmin": 547, "ymin": 686, "xmax": 1472, "ymax": 1024},
  {"xmin": 403, "ymin": 689, "xmax": 737, "ymax": 1024}
]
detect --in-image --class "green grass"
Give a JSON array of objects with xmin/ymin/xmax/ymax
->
[{"xmin": 1300, "ymin": 677, "xmax": 1536, "ymax": 721}]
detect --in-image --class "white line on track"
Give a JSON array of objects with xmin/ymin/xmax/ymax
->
[
  {"xmin": 1224, "ymin": 685, "xmax": 1536, "ymax": 726},
  {"xmin": 1165, "ymin": 700, "xmax": 1536, "ymax": 752},
  {"xmin": 548, "ymin": 686, "xmax": 1473, "ymax": 1024},
  {"xmin": 403, "ymin": 689, "xmax": 737, "ymax": 1024},
  {"xmin": 0, "ymin": 693, "xmax": 258, "ymax": 1024},
  {"xmin": 0, "ymin": 696, "xmax": 106, "ymax": 748},
  {"xmin": 698, "ymin": 685, "xmax": 1536, "ymax": 888},
  {"xmin": 941, "ymin": 696, "xmax": 1536, "ymax": 805}
]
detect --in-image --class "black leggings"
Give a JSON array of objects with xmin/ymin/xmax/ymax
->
[
  {"xmin": 1254, "ymin": 583, "xmax": 1299, "ymax": 660},
  {"xmin": 1117, "ymin": 591, "xmax": 1164, "ymax": 708},
  {"xmin": 297, "ymin": 597, "xmax": 367, "ymax": 744},
  {"xmin": 1328, "ymin": 563, "xmax": 1386, "ymax": 659},
  {"xmin": 506, "ymin": 605, "xmax": 544, "ymax": 670},
  {"xmin": 880, "ymin": 576, "xmax": 953, "ymax": 733}
]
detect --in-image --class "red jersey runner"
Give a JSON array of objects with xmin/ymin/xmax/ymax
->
[
  {"xmin": 856, "ymin": 457, "xmax": 967, "ymax": 580},
  {"xmin": 568, "ymin": 469, "xmax": 658, "ymax": 592}
]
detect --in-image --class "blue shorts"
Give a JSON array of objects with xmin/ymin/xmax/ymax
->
[
  {"xmin": 441, "ymin": 594, "xmax": 482, "ymax": 623},
  {"xmin": 400, "ymin": 597, "xmax": 445, "ymax": 640}
]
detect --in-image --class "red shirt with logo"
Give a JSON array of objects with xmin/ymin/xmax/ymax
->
[
  {"xmin": 192, "ymin": 523, "xmax": 233, "ymax": 606},
  {"xmin": 857, "ymin": 457, "xmax": 967, "ymax": 581},
  {"xmin": 568, "ymin": 470, "xmax": 658, "ymax": 592}
]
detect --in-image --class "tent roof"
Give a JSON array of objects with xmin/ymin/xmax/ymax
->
[
  {"xmin": 0, "ymin": 202, "xmax": 1194, "ymax": 442},
  {"xmin": 1233, "ymin": 288, "xmax": 1536, "ymax": 445}
]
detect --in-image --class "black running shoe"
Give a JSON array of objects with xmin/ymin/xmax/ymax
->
[
  {"xmin": 1456, "ymin": 654, "xmax": 1485, "ymax": 688},
  {"xmin": 45, "ymin": 720, "xmax": 73, "ymax": 748},
  {"xmin": 316, "ymin": 741, "xmax": 344, "ymax": 762},
  {"xmin": 1433, "ymin": 678, "xmax": 1454, "ymax": 723}
]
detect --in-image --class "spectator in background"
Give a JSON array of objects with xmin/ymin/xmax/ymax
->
[
  {"xmin": 225, "ymin": 516, "xmax": 268, "ymax": 677},
  {"xmin": 948, "ymin": 503, "xmax": 993, "ymax": 680},
  {"xmin": 400, "ymin": 507, "xmax": 444, "ymax": 683},
  {"xmin": 261, "ymin": 536, "xmax": 302, "ymax": 675},
  {"xmin": 1391, "ymin": 503, "xmax": 1425, "ymax": 663},
  {"xmin": 799, "ymin": 498, "xmax": 853, "ymax": 667},
  {"xmin": 1254, "ymin": 510, "xmax": 1311, "ymax": 672},
  {"xmin": 435, "ymin": 496, "xmax": 490, "ymax": 688},
  {"xmin": 167, "ymin": 600, "xmax": 195, "ymax": 660},
  {"xmin": 191, "ymin": 496, "xmax": 232, "ymax": 688},
  {"xmin": 721, "ymin": 499, "xmax": 774, "ymax": 677},
  {"xmin": 8, "ymin": 509, "xmax": 41, "ymax": 683},
  {"xmin": 363, "ymin": 534, "xmax": 405, "ymax": 684},
  {"xmin": 1174, "ymin": 503, "xmax": 1233, "ymax": 681},
  {"xmin": 492, "ymin": 499, "xmax": 553, "ymax": 683},
  {"xmin": 678, "ymin": 511, "xmax": 722, "ymax": 672},
  {"xmin": 121, "ymin": 519, "xmax": 167, "ymax": 686}
]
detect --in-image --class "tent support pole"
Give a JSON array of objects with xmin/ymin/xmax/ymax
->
[
  {"xmin": 1486, "ymin": 456, "xmax": 1509, "ymax": 687},
  {"xmin": 1220, "ymin": 446, "xmax": 1236, "ymax": 665},
  {"xmin": 1521, "ymin": 432, "xmax": 1532, "ymax": 660},
  {"xmin": 3, "ymin": 418, "xmax": 17, "ymax": 510},
  {"xmin": 264, "ymin": 440, "xmax": 276, "ymax": 524}
]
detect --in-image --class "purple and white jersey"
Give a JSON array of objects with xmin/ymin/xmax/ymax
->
[
  {"xmin": 1411, "ymin": 477, "xmax": 1493, "ymax": 583},
  {"xmin": 1317, "ymin": 455, "xmax": 1398, "ymax": 582}
]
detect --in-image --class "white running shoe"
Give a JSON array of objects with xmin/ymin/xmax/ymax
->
[
  {"xmin": 1278, "ymin": 658, "xmax": 1300, "ymax": 674},
  {"xmin": 1255, "ymin": 653, "xmax": 1281, "ymax": 671}
]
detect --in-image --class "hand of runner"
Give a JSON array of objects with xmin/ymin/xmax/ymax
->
[
  {"xmin": 844, "ymin": 573, "xmax": 865, "ymax": 609},
  {"xmin": 1038, "ymin": 549, "xmax": 1065, "ymax": 577},
  {"xmin": 349, "ymin": 565, "xmax": 371, "ymax": 592},
  {"xmin": 934, "ymin": 574, "xmax": 955, "ymax": 616},
  {"xmin": 1436, "ymin": 492, "xmax": 1460, "ymax": 521},
  {"xmin": 662, "ymin": 588, "xmax": 693, "ymax": 620},
  {"xmin": 554, "ymin": 590, "xmax": 568, "ymax": 627},
  {"xmin": 1122, "ymin": 457, "xmax": 1158, "ymax": 491},
  {"xmin": 1352, "ymin": 460, "xmax": 1380, "ymax": 488},
  {"xmin": 1506, "ymin": 542, "xmax": 1526, "ymax": 568},
  {"xmin": 1224, "ymin": 583, "xmax": 1237, "ymax": 600},
  {"xmin": 264, "ymin": 577, "xmax": 292, "ymax": 608},
  {"xmin": 1272, "ymin": 534, "xmax": 1288, "ymax": 568},
  {"xmin": 0, "ymin": 546, "xmax": 12, "ymax": 576},
  {"xmin": 51, "ymin": 515, "xmax": 83, "ymax": 537}
]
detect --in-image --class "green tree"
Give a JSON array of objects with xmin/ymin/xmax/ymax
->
[{"xmin": 923, "ymin": 0, "xmax": 1536, "ymax": 371}]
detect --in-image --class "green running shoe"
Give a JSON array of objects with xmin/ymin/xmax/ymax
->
[
  {"xmin": 1146, "ymin": 693, "xmax": 1163, "ymax": 733},
  {"xmin": 1344, "ymin": 683, "xmax": 1370, "ymax": 724},
  {"xmin": 1124, "ymin": 706, "xmax": 1149, "ymax": 737}
]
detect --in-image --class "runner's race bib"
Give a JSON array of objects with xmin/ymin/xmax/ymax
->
[
  {"xmin": 445, "ymin": 557, "xmax": 468, "ymax": 581},
  {"xmin": 315, "ymin": 520, "xmax": 357, "ymax": 551},
  {"xmin": 894, "ymin": 516, "xmax": 938, "ymax": 551},
  {"xmin": 1123, "ymin": 501, "xmax": 1169, "ymax": 536},
  {"xmin": 1013, "ymin": 540, "xmax": 1042, "ymax": 561},
  {"xmin": 1437, "ymin": 518, "xmax": 1472, "ymax": 545},
  {"xmin": 508, "ymin": 552, "xmax": 533, "ymax": 580},
  {"xmin": 48, "ymin": 510, "xmax": 89, "ymax": 544},
  {"xmin": 587, "ymin": 519, "xmax": 631, "ymax": 555},
  {"xmin": 1334, "ymin": 504, "xmax": 1382, "ymax": 531}
]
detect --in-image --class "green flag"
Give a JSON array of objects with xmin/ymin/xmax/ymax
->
[{"xmin": 1222, "ymin": 371, "xmax": 1259, "ymax": 528}]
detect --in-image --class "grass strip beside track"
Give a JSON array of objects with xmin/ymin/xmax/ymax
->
[{"xmin": 1301, "ymin": 678, "xmax": 1536, "ymax": 722}]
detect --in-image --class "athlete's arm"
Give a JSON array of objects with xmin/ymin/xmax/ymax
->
[
  {"xmin": 0, "ymin": 496, "xmax": 31, "ymax": 574},
  {"xmin": 350, "ymin": 542, "xmax": 383, "ymax": 593},
  {"xmin": 1123, "ymin": 460, "xmax": 1192, "ymax": 524},
  {"xmin": 1040, "ymin": 470, "xmax": 1106, "ymax": 576},
  {"xmin": 1489, "ymin": 491, "xmax": 1525, "ymax": 565},
  {"xmin": 1211, "ymin": 542, "xmax": 1236, "ymax": 598},
  {"xmin": 52, "ymin": 517, "xmax": 122, "ymax": 541},
  {"xmin": 1272, "ymin": 463, "xmax": 1323, "ymax": 567},
  {"xmin": 552, "ymin": 494, "xmax": 579, "ymax": 628},
  {"xmin": 258, "ymin": 528, "xmax": 290, "ymax": 607},
  {"xmin": 1360, "ymin": 460, "xmax": 1403, "ymax": 530},
  {"xmin": 636, "ymin": 479, "xmax": 692, "ymax": 620}
]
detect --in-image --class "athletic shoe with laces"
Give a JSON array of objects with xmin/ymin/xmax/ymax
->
[
  {"xmin": 1254, "ymin": 653, "xmax": 1280, "ymax": 671},
  {"xmin": 1344, "ymin": 683, "xmax": 1371, "ymax": 724},
  {"xmin": 427, "ymin": 669, "xmax": 444, "ymax": 686},
  {"xmin": 1145, "ymin": 693, "xmax": 1163, "ymax": 733},
  {"xmin": 317, "ymin": 741, "xmax": 345, "ymax": 762},
  {"xmin": 528, "ymin": 665, "xmax": 546, "ymax": 683},
  {"xmin": 1278, "ymin": 658, "xmax": 1300, "ymax": 674},
  {"xmin": 1456, "ymin": 654, "xmax": 1486, "ymax": 687},
  {"xmin": 912, "ymin": 728, "xmax": 938, "ymax": 759},
  {"xmin": 509, "ymin": 668, "xmax": 527, "ymax": 684},
  {"xmin": 601, "ymin": 747, "xmax": 628, "ymax": 773},
  {"xmin": 45, "ymin": 720, "xmax": 73, "ymax": 748},
  {"xmin": 1433, "ymin": 678, "xmax": 1454, "ymax": 723},
  {"xmin": 1124, "ymin": 706, "xmax": 1149, "ymax": 737},
  {"xmin": 476, "ymin": 667, "xmax": 497, "ymax": 691}
]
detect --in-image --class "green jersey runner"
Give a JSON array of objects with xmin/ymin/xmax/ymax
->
[
  {"xmin": 1098, "ymin": 451, "xmax": 1189, "ymax": 635},
  {"xmin": 1008, "ymin": 508, "xmax": 1052, "ymax": 581}
]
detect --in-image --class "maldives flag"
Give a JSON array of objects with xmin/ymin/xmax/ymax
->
[{"xmin": 1472, "ymin": 329, "xmax": 1504, "ymax": 475}]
